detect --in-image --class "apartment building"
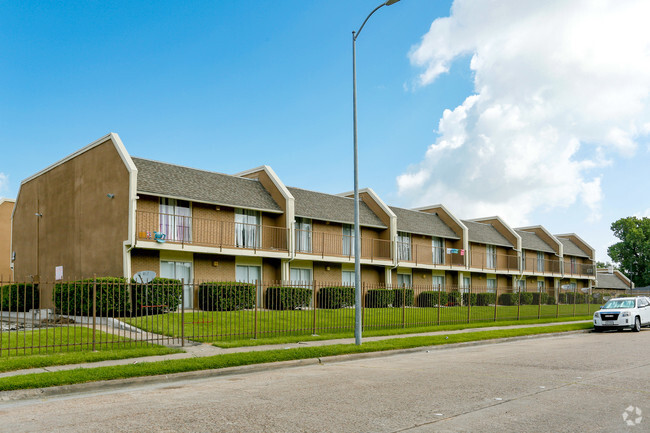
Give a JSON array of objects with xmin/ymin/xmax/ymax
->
[
  {"xmin": 595, "ymin": 267, "xmax": 633, "ymax": 292},
  {"xmin": 11, "ymin": 133, "xmax": 597, "ymax": 307},
  {"xmin": 0, "ymin": 198, "xmax": 15, "ymax": 281}
]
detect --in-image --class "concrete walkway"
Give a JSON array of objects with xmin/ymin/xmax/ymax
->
[{"xmin": 0, "ymin": 320, "xmax": 590, "ymax": 379}]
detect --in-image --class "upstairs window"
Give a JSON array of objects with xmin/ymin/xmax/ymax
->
[
  {"xmin": 159, "ymin": 198, "xmax": 191, "ymax": 242},
  {"xmin": 432, "ymin": 237, "xmax": 444, "ymax": 264},
  {"xmin": 295, "ymin": 218, "xmax": 312, "ymax": 253},
  {"xmin": 235, "ymin": 209, "xmax": 261, "ymax": 248},
  {"xmin": 537, "ymin": 251, "xmax": 545, "ymax": 272},
  {"xmin": 397, "ymin": 232, "xmax": 411, "ymax": 261},
  {"xmin": 342, "ymin": 224, "xmax": 355, "ymax": 256},
  {"xmin": 486, "ymin": 244, "xmax": 497, "ymax": 268}
]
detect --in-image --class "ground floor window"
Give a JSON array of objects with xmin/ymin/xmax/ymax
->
[
  {"xmin": 290, "ymin": 267, "xmax": 312, "ymax": 288},
  {"xmin": 432, "ymin": 275, "xmax": 445, "ymax": 290},
  {"xmin": 487, "ymin": 278, "xmax": 497, "ymax": 293},
  {"xmin": 397, "ymin": 271, "xmax": 412, "ymax": 288},
  {"xmin": 342, "ymin": 270, "xmax": 355, "ymax": 286},
  {"xmin": 160, "ymin": 261, "xmax": 192, "ymax": 308}
]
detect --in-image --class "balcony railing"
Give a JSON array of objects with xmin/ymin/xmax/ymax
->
[
  {"xmin": 469, "ymin": 251, "xmax": 519, "ymax": 271},
  {"xmin": 137, "ymin": 211, "xmax": 289, "ymax": 252},
  {"xmin": 295, "ymin": 229, "xmax": 392, "ymax": 261},
  {"xmin": 396, "ymin": 243, "xmax": 465, "ymax": 267},
  {"xmin": 522, "ymin": 257, "xmax": 562, "ymax": 274},
  {"xmin": 564, "ymin": 260, "xmax": 595, "ymax": 277}
]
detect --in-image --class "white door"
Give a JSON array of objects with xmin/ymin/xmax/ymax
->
[{"xmin": 160, "ymin": 261, "xmax": 192, "ymax": 308}]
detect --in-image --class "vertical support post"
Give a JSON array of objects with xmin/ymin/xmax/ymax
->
[
  {"xmin": 402, "ymin": 286, "xmax": 406, "ymax": 328},
  {"xmin": 573, "ymin": 285, "xmax": 576, "ymax": 317},
  {"xmin": 254, "ymin": 280, "xmax": 259, "ymax": 339},
  {"xmin": 517, "ymin": 287, "xmax": 521, "ymax": 321},
  {"xmin": 537, "ymin": 286, "xmax": 542, "ymax": 319},
  {"xmin": 467, "ymin": 286, "xmax": 471, "ymax": 323},
  {"xmin": 493, "ymin": 286, "xmax": 498, "ymax": 322},
  {"xmin": 313, "ymin": 281, "xmax": 317, "ymax": 335},
  {"xmin": 437, "ymin": 284, "xmax": 441, "ymax": 326},
  {"xmin": 556, "ymin": 286, "xmax": 560, "ymax": 318},
  {"xmin": 181, "ymin": 279, "xmax": 185, "ymax": 346},
  {"xmin": 92, "ymin": 276, "xmax": 97, "ymax": 351}
]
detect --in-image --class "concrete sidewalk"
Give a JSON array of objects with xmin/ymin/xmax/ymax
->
[{"xmin": 0, "ymin": 320, "xmax": 591, "ymax": 379}]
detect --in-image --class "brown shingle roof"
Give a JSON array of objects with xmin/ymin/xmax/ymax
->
[
  {"xmin": 288, "ymin": 187, "xmax": 386, "ymax": 228},
  {"xmin": 133, "ymin": 158, "xmax": 282, "ymax": 212},
  {"xmin": 462, "ymin": 220, "xmax": 513, "ymax": 248},
  {"xmin": 390, "ymin": 206, "xmax": 459, "ymax": 239}
]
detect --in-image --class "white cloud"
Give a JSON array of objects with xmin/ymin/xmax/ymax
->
[{"xmin": 399, "ymin": 0, "xmax": 650, "ymax": 225}]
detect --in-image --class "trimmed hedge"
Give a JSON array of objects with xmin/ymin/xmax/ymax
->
[
  {"xmin": 417, "ymin": 291, "xmax": 447, "ymax": 307},
  {"xmin": 266, "ymin": 286, "xmax": 312, "ymax": 310},
  {"xmin": 0, "ymin": 283, "xmax": 39, "ymax": 311},
  {"xmin": 131, "ymin": 278, "xmax": 183, "ymax": 315},
  {"xmin": 531, "ymin": 293, "xmax": 549, "ymax": 305},
  {"xmin": 475, "ymin": 292, "xmax": 496, "ymax": 306},
  {"xmin": 546, "ymin": 296, "xmax": 556, "ymax": 305},
  {"xmin": 198, "ymin": 282, "xmax": 256, "ymax": 311},
  {"xmin": 448, "ymin": 291, "xmax": 461, "ymax": 306},
  {"xmin": 53, "ymin": 278, "xmax": 130, "ymax": 317},
  {"xmin": 392, "ymin": 288, "xmax": 415, "ymax": 307},
  {"xmin": 462, "ymin": 292, "xmax": 477, "ymax": 306},
  {"xmin": 317, "ymin": 286, "xmax": 355, "ymax": 309},
  {"xmin": 365, "ymin": 289, "xmax": 394, "ymax": 308},
  {"xmin": 558, "ymin": 292, "xmax": 589, "ymax": 304}
]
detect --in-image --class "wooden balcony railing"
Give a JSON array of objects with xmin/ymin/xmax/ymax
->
[
  {"xmin": 295, "ymin": 229, "xmax": 392, "ymax": 261},
  {"xmin": 396, "ymin": 243, "xmax": 465, "ymax": 267},
  {"xmin": 469, "ymin": 251, "xmax": 519, "ymax": 271},
  {"xmin": 136, "ymin": 211, "xmax": 289, "ymax": 252}
]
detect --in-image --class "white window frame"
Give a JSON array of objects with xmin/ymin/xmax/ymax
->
[
  {"xmin": 432, "ymin": 237, "xmax": 444, "ymax": 265},
  {"xmin": 397, "ymin": 232, "xmax": 412, "ymax": 261},
  {"xmin": 295, "ymin": 217, "xmax": 312, "ymax": 253},
  {"xmin": 487, "ymin": 278, "xmax": 497, "ymax": 293},
  {"xmin": 235, "ymin": 209, "xmax": 261, "ymax": 249},
  {"xmin": 537, "ymin": 251, "xmax": 545, "ymax": 272},
  {"xmin": 486, "ymin": 244, "xmax": 497, "ymax": 268},
  {"xmin": 397, "ymin": 270, "xmax": 412, "ymax": 288},
  {"xmin": 432, "ymin": 275, "xmax": 445, "ymax": 290},
  {"xmin": 159, "ymin": 198, "xmax": 192, "ymax": 242},
  {"xmin": 341, "ymin": 270, "xmax": 355, "ymax": 286},
  {"xmin": 342, "ymin": 224, "xmax": 354, "ymax": 256}
]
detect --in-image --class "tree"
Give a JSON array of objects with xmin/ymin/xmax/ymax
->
[{"xmin": 607, "ymin": 217, "xmax": 650, "ymax": 287}]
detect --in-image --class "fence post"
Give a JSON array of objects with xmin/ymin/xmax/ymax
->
[
  {"xmin": 92, "ymin": 276, "xmax": 97, "ymax": 351},
  {"xmin": 402, "ymin": 286, "xmax": 406, "ymax": 329},
  {"xmin": 587, "ymin": 288, "xmax": 591, "ymax": 315},
  {"xmin": 573, "ymin": 286, "xmax": 576, "ymax": 317},
  {"xmin": 437, "ymin": 285, "xmax": 441, "ymax": 326},
  {"xmin": 361, "ymin": 282, "xmax": 365, "ymax": 330},
  {"xmin": 181, "ymin": 279, "xmax": 185, "ymax": 347},
  {"xmin": 556, "ymin": 286, "xmax": 560, "ymax": 318},
  {"xmin": 313, "ymin": 281, "xmax": 317, "ymax": 335},
  {"xmin": 517, "ymin": 287, "xmax": 521, "ymax": 321},
  {"xmin": 254, "ymin": 281, "xmax": 259, "ymax": 339},
  {"xmin": 493, "ymin": 287, "xmax": 498, "ymax": 322},
  {"xmin": 537, "ymin": 287, "xmax": 542, "ymax": 319},
  {"xmin": 467, "ymin": 286, "xmax": 471, "ymax": 324}
]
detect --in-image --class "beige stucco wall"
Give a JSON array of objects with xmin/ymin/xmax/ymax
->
[
  {"xmin": 0, "ymin": 200, "xmax": 14, "ymax": 281},
  {"xmin": 12, "ymin": 139, "xmax": 130, "ymax": 307}
]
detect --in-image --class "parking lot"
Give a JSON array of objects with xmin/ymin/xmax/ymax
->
[{"xmin": 2, "ymin": 329, "xmax": 649, "ymax": 432}]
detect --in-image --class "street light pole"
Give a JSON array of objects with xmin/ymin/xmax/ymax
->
[{"xmin": 352, "ymin": 0, "xmax": 401, "ymax": 346}]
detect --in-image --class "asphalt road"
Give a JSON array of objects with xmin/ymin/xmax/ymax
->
[{"xmin": 2, "ymin": 330, "xmax": 649, "ymax": 432}]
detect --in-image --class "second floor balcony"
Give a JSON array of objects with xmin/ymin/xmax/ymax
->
[
  {"xmin": 136, "ymin": 210, "xmax": 289, "ymax": 253},
  {"xmin": 522, "ymin": 257, "xmax": 562, "ymax": 275},
  {"xmin": 395, "ymin": 243, "xmax": 465, "ymax": 267},
  {"xmin": 469, "ymin": 250, "xmax": 519, "ymax": 272},
  {"xmin": 295, "ymin": 229, "xmax": 392, "ymax": 261}
]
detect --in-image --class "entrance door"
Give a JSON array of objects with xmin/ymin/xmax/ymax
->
[{"xmin": 160, "ymin": 261, "xmax": 192, "ymax": 308}]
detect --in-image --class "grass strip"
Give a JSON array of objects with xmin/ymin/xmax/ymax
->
[
  {"xmin": 214, "ymin": 316, "xmax": 592, "ymax": 348},
  {"xmin": 0, "ymin": 346, "xmax": 183, "ymax": 374},
  {"xmin": 0, "ymin": 322, "xmax": 592, "ymax": 391}
]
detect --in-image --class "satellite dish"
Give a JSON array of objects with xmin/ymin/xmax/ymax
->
[
  {"xmin": 134, "ymin": 271, "xmax": 156, "ymax": 284},
  {"xmin": 561, "ymin": 284, "xmax": 571, "ymax": 289},
  {"xmin": 580, "ymin": 288, "xmax": 589, "ymax": 293}
]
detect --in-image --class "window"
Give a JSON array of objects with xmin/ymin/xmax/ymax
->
[
  {"xmin": 290, "ymin": 267, "xmax": 312, "ymax": 288},
  {"xmin": 537, "ymin": 252, "xmax": 545, "ymax": 272},
  {"xmin": 432, "ymin": 237, "xmax": 444, "ymax": 264},
  {"xmin": 521, "ymin": 251, "xmax": 526, "ymax": 270},
  {"xmin": 397, "ymin": 232, "xmax": 411, "ymax": 261},
  {"xmin": 235, "ymin": 209, "xmax": 261, "ymax": 248},
  {"xmin": 342, "ymin": 270, "xmax": 355, "ymax": 286},
  {"xmin": 463, "ymin": 276, "xmax": 471, "ymax": 289},
  {"xmin": 537, "ymin": 280, "xmax": 545, "ymax": 292},
  {"xmin": 517, "ymin": 279, "xmax": 526, "ymax": 292},
  {"xmin": 397, "ymin": 272, "xmax": 412, "ymax": 288},
  {"xmin": 236, "ymin": 265, "xmax": 261, "ymax": 283},
  {"xmin": 342, "ymin": 224, "xmax": 355, "ymax": 256},
  {"xmin": 487, "ymin": 279, "xmax": 497, "ymax": 293},
  {"xmin": 295, "ymin": 218, "xmax": 312, "ymax": 253},
  {"xmin": 160, "ymin": 261, "xmax": 192, "ymax": 308},
  {"xmin": 486, "ymin": 245, "xmax": 497, "ymax": 268},
  {"xmin": 570, "ymin": 257, "xmax": 577, "ymax": 274},
  {"xmin": 432, "ymin": 275, "xmax": 445, "ymax": 289},
  {"xmin": 159, "ymin": 198, "xmax": 192, "ymax": 242}
]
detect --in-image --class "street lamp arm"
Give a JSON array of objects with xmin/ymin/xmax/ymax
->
[{"xmin": 354, "ymin": 3, "xmax": 385, "ymax": 41}]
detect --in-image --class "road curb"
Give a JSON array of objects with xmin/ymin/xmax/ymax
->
[{"xmin": 0, "ymin": 329, "xmax": 590, "ymax": 402}]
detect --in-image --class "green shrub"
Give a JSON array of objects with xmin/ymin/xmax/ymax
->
[
  {"xmin": 317, "ymin": 286, "xmax": 355, "ymax": 309},
  {"xmin": 462, "ymin": 292, "xmax": 478, "ymax": 306},
  {"xmin": 417, "ymin": 291, "xmax": 447, "ymax": 307},
  {"xmin": 365, "ymin": 289, "xmax": 394, "ymax": 308},
  {"xmin": 392, "ymin": 288, "xmax": 415, "ymax": 307},
  {"xmin": 559, "ymin": 292, "xmax": 588, "ymax": 304},
  {"xmin": 447, "ymin": 291, "xmax": 461, "ymax": 306},
  {"xmin": 131, "ymin": 278, "xmax": 183, "ymax": 315},
  {"xmin": 266, "ymin": 286, "xmax": 312, "ymax": 310},
  {"xmin": 198, "ymin": 282, "xmax": 256, "ymax": 311},
  {"xmin": 475, "ymin": 292, "xmax": 496, "ymax": 306},
  {"xmin": 0, "ymin": 283, "xmax": 39, "ymax": 311},
  {"xmin": 520, "ymin": 292, "xmax": 534, "ymax": 305},
  {"xmin": 498, "ymin": 293, "xmax": 518, "ymax": 306},
  {"xmin": 530, "ymin": 293, "xmax": 549, "ymax": 305},
  {"xmin": 546, "ymin": 296, "xmax": 556, "ymax": 305},
  {"xmin": 53, "ymin": 278, "xmax": 130, "ymax": 317}
]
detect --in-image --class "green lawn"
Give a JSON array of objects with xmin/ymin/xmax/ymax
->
[
  {"xmin": 123, "ymin": 303, "xmax": 597, "ymax": 342},
  {"xmin": 0, "ymin": 322, "xmax": 592, "ymax": 391}
]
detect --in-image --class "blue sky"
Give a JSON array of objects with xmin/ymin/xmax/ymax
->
[{"xmin": 2, "ymin": 0, "xmax": 649, "ymax": 262}]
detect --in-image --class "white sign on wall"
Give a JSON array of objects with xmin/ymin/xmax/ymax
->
[{"xmin": 55, "ymin": 266, "xmax": 63, "ymax": 281}]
